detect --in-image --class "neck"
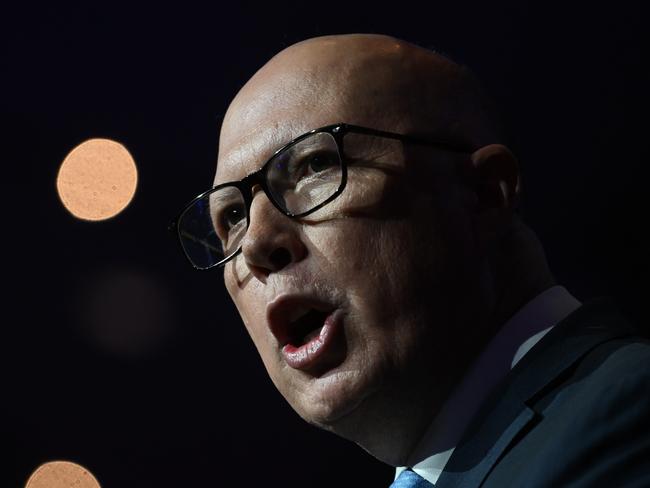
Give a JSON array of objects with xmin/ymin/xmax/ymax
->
[{"xmin": 488, "ymin": 217, "xmax": 557, "ymax": 333}]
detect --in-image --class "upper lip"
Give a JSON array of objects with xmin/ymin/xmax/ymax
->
[{"xmin": 266, "ymin": 293, "xmax": 337, "ymax": 347}]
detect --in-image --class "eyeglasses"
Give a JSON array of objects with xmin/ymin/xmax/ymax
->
[{"xmin": 169, "ymin": 123, "xmax": 473, "ymax": 270}]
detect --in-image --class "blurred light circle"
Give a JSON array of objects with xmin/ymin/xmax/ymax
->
[
  {"xmin": 25, "ymin": 461, "xmax": 101, "ymax": 488},
  {"xmin": 77, "ymin": 268, "xmax": 175, "ymax": 358},
  {"xmin": 57, "ymin": 138, "xmax": 138, "ymax": 221}
]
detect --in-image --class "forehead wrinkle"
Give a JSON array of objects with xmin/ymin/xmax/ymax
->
[
  {"xmin": 216, "ymin": 118, "xmax": 306, "ymax": 185},
  {"xmin": 217, "ymin": 87, "xmax": 346, "ymax": 186},
  {"xmin": 228, "ymin": 69, "xmax": 324, "ymax": 127}
]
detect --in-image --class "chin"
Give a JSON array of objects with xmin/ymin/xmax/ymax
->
[{"xmin": 292, "ymin": 368, "xmax": 378, "ymax": 430}]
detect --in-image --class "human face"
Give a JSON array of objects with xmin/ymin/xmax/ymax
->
[{"xmin": 215, "ymin": 110, "xmax": 486, "ymax": 431}]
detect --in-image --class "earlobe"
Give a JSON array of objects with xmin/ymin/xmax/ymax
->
[{"xmin": 470, "ymin": 144, "xmax": 520, "ymax": 212}]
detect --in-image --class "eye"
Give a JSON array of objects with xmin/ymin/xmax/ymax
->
[
  {"xmin": 303, "ymin": 150, "xmax": 339, "ymax": 174},
  {"xmin": 222, "ymin": 204, "xmax": 244, "ymax": 227},
  {"xmin": 216, "ymin": 203, "xmax": 245, "ymax": 238}
]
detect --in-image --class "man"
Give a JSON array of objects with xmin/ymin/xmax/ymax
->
[{"xmin": 171, "ymin": 34, "xmax": 650, "ymax": 486}]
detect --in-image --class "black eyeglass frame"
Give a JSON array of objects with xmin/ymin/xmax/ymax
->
[{"xmin": 169, "ymin": 122, "xmax": 474, "ymax": 270}]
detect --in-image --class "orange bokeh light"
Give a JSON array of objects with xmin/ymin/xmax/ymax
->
[
  {"xmin": 25, "ymin": 460, "xmax": 101, "ymax": 488},
  {"xmin": 56, "ymin": 138, "xmax": 138, "ymax": 221}
]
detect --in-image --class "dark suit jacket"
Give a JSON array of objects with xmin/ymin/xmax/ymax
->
[{"xmin": 434, "ymin": 296, "xmax": 650, "ymax": 488}]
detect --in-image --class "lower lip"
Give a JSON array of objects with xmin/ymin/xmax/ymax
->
[{"xmin": 281, "ymin": 309, "xmax": 343, "ymax": 371}]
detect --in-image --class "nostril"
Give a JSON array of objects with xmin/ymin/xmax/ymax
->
[{"xmin": 269, "ymin": 247, "xmax": 292, "ymax": 270}]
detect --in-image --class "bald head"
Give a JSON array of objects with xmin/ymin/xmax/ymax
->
[{"xmin": 218, "ymin": 34, "xmax": 503, "ymax": 170}]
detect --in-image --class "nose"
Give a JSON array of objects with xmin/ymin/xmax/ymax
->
[{"xmin": 239, "ymin": 192, "xmax": 307, "ymax": 282}]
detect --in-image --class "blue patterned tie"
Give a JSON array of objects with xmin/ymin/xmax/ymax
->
[{"xmin": 390, "ymin": 469, "xmax": 434, "ymax": 487}]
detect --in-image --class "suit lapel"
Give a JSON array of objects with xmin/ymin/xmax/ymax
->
[
  {"xmin": 509, "ymin": 296, "xmax": 637, "ymax": 403},
  {"xmin": 434, "ymin": 296, "xmax": 639, "ymax": 488},
  {"xmin": 434, "ymin": 389, "xmax": 537, "ymax": 488}
]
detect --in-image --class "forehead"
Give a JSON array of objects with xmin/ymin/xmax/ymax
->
[
  {"xmin": 211, "ymin": 36, "xmax": 472, "ymax": 187},
  {"xmin": 214, "ymin": 85, "xmax": 360, "ymax": 186},
  {"xmin": 214, "ymin": 115, "xmax": 337, "ymax": 186},
  {"xmin": 213, "ymin": 53, "xmax": 424, "ymax": 185}
]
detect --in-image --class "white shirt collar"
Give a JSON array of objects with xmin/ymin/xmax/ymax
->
[{"xmin": 395, "ymin": 285, "xmax": 582, "ymax": 485}]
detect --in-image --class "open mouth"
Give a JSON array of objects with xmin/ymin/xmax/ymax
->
[
  {"xmin": 267, "ymin": 295, "xmax": 335, "ymax": 347},
  {"xmin": 267, "ymin": 294, "xmax": 346, "ymax": 372},
  {"xmin": 286, "ymin": 308, "xmax": 329, "ymax": 347}
]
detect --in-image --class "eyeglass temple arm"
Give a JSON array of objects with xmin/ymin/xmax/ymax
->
[{"xmin": 339, "ymin": 124, "xmax": 474, "ymax": 153}]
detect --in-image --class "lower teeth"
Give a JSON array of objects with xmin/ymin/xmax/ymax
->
[{"xmin": 302, "ymin": 326, "xmax": 323, "ymax": 344}]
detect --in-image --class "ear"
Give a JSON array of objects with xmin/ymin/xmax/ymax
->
[
  {"xmin": 470, "ymin": 144, "xmax": 520, "ymax": 212},
  {"xmin": 468, "ymin": 144, "xmax": 521, "ymax": 253}
]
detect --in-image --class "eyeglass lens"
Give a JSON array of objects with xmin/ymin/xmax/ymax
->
[{"xmin": 178, "ymin": 131, "xmax": 343, "ymax": 269}]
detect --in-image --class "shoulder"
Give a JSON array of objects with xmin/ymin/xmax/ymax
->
[
  {"xmin": 537, "ymin": 335, "xmax": 650, "ymax": 421},
  {"xmin": 566, "ymin": 336, "xmax": 650, "ymax": 404},
  {"xmin": 486, "ymin": 321, "xmax": 650, "ymax": 487},
  {"xmin": 517, "ymin": 336, "xmax": 650, "ymax": 486}
]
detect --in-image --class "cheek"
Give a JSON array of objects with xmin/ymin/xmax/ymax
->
[
  {"xmin": 309, "ymin": 218, "xmax": 422, "ymax": 317},
  {"xmin": 224, "ymin": 270, "xmax": 293, "ymax": 387},
  {"xmin": 224, "ymin": 271, "xmax": 268, "ymax": 353},
  {"xmin": 320, "ymin": 207, "xmax": 453, "ymax": 332},
  {"xmin": 308, "ymin": 222, "xmax": 381, "ymax": 280}
]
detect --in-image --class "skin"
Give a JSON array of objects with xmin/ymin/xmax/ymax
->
[{"xmin": 214, "ymin": 34, "xmax": 556, "ymax": 465}]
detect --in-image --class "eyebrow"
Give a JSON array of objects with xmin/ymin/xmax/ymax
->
[
  {"xmin": 209, "ymin": 189, "xmax": 241, "ymax": 206},
  {"xmin": 219, "ymin": 124, "xmax": 300, "ymax": 178},
  {"xmin": 224, "ymin": 119, "xmax": 329, "ymax": 180}
]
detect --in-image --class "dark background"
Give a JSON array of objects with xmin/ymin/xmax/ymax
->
[{"xmin": 2, "ymin": 1, "xmax": 648, "ymax": 487}]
